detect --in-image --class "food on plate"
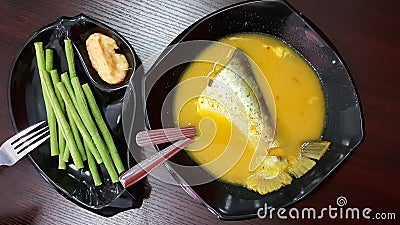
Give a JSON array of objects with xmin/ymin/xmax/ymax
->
[
  {"xmin": 197, "ymin": 48, "xmax": 275, "ymax": 170},
  {"xmin": 86, "ymin": 33, "xmax": 129, "ymax": 84},
  {"xmin": 173, "ymin": 33, "xmax": 330, "ymax": 194},
  {"xmin": 34, "ymin": 40, "xmax": 125, "ymax": 186}
]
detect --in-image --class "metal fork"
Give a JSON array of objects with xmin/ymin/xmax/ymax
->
[{"xmin": 0, "ymin": 121, "xmax": 49, "ymax": 166}]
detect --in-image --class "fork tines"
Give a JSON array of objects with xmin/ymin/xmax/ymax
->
[
  {"xmin": 11, "ymin": 121, "xmax": 49, "ymax": 154},
  {"xmin": 136, "ymin": 126, "xmax": 197, "ymax": 147}
]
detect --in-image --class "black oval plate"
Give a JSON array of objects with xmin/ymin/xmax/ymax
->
[
  {"xmin": 142, "ymin": 0, "xmax": 364, "ymax": 220},
  {"xmin": 8, "ymin": 14, "xmax": 149, "ymax": 216}
]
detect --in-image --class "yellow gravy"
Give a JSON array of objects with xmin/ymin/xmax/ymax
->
[{"xmin": 173, "ymin": 33, "xmax": 325, "ymax": 185}]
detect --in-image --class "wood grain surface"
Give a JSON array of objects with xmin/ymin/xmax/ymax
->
[{"xmin": 0, "ymin": 0, "xmax": 399, "ymax": 224}]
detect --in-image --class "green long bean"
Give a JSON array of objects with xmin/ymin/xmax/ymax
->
[
  {"xmin": 71, "ymin": 78, "xmax": 118, "ymax": 182},
  {"xmin": 64, "ymin": 40, "xmax": 76, "ymax": 78},
  {"xmin": 71, "ymin": 77, "xmax": 90, "ymax": 122},
  {"xmin": 50, "ymin": 69, "xmax": 71, "ymax": 166},
  {"xmin": 61, "ymin": 107, "xmax": 83, "ymax": 161},
  {"xmin": 82, "ymin": 84, "xmax": 125, "ymax": 174},
  {"xmin": 34, "ymin": 43, "xmax": 58, "ymax": 156},
  {"xmin": 61, "ymin": 72, "xmax": 76, "ymax": 105},
  {"xmin": 58, "ymin": 126, "xmax": 66, "ymax": 169},
  {"xmin": 50, "ymin": 70, "xmax": 64, "ymax": 111},
  {"xmin": 85, "ymin": 141, "xmax": 102, "ymax": 186},
  {"xmin": 69, "ymin": 108, "xmax": 87, "ymax": 161},
  {"xmin": 40, "ymin": 70, "xmax": 83, "ymax": 168},
  {"xmin": 45, "ymin": 49, "xmax": 53, "ymax": 72},
  {"xmin": 56, "ymin": 82, "xmax": 103, "ymax": 164}
]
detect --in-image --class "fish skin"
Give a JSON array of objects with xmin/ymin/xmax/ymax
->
[{"xmin": 197, "ymin": 49, "xmax": 275, "ymax": 170}]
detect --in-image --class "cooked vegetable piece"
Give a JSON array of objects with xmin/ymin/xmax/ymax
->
[
  {"xmin": 34, "ymin": 43, "xmax": 58, "ymax": 156},
  {"xmin": 301, "ymin": 140, "xmax": 330, "ymax": 160},
  {"xmin": 50, "ymin": 70, "xmax": 64, "ymax": 110},
  {"xmin": 50, "ymin": 69, "xmax": 68, "ymax": 166},
  {"xmin": 243, "ymin": 156, "xmax": 291, "ymax": 194},
  {"xmin": 70, "ymin": 78, "xmax": 119, "ymax": 182},
  {"xmin": 287, "ymin": 157, "xmax": 316, "ymax": 178},
  {"xmin": 61, "ymin": 72, "xmax": 77, "ymax": 105},
  {"xmin": 70, "ymin": 117, "xmax": 86, "ymax": 161},
  {"xmin": 85, "ymin": 141, "xmax": 102, "ymax": 186},
  {"xmin": 245, "ymin": 171, "xmax": 292, "ymax": 195},
  {"xmin": 45, "ymin": 49, "xmax": 53, "ymax": 72},
  {"xmin": 64, "ymin": 40, "xmax": 77, "ymax": 78},
  {"xmin": 58, "ymin": 128, "xmax": 67, "ymax": 169},
  {"xmin": 40, "ymin": 69, "xmax": 83, "ymax": 168},
  {"xmin": 82, "ymin": 83, "xmax": 125, "ymax": 174},
  {"xmin": 56, "ymin": 82, "xmax": 102, "ymax": 164},
  {"xmin": 59, "ymin": 73, "xmax": 87, "ymax": 160},
  {"xmin": 71, "ymin": 78, "xmax": 90, "ymax": 121},
  {"xmin": 66, "ymin": 107, "xmax": 87, "ymax": 161}
]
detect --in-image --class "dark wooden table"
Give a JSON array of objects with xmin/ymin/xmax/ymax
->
[{"xmin": 1, "ymin": 0, "xmax": 399, "ymax": 224}]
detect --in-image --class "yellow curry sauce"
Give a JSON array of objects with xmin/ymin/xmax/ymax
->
[{"xmin": 173, "ymin": 33, "xmax": 325, "ymax": 188}]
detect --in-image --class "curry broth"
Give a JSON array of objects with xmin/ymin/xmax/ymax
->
[{"xmin": 173, "ymin": 33, "xmax": 325, "ymax": 185}]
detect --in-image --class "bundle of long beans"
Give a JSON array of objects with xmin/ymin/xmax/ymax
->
[{"xmin": 34, "ymin": 40, "xmax": 125, "ymax": 186}]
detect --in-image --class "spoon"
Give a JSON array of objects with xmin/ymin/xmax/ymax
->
[
  {"xmin": 136, "ymin": 126, "xmax": 197, "ymax": 147},
  {"xmin": 119, "ymin": 138, "xmax": 194, "ymax": 188}
]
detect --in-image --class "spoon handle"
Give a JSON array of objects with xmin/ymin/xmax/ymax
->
[{"xmin": 119, "ymin": 138, "xmax": 193, "ymax": 188}]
